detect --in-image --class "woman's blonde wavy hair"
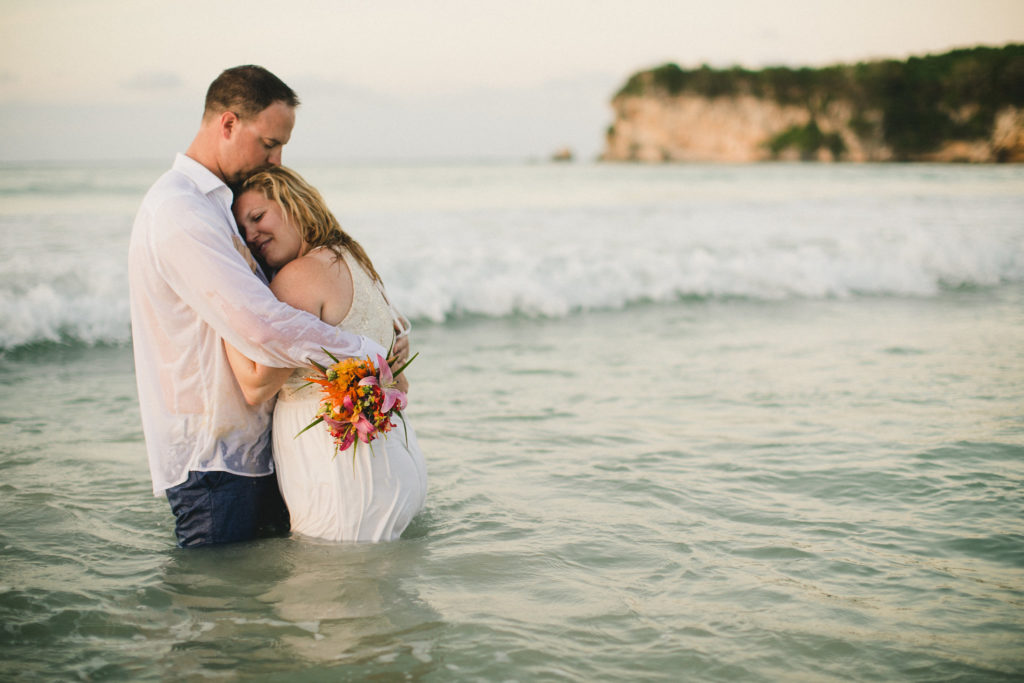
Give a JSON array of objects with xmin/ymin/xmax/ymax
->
[{"xmin": 237, "ymin": 166, "xmax": 381, "ymax": 283}]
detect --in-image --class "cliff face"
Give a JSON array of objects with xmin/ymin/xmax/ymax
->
[
  {"xmin": 602, "ymin": 47, "xmax": 1024, "ymax": 163},
  {"xmin": 991, "ymin": 107, "xmax": 1024, "ymax": 162},
  {"xmin": 602, "ymin": 94, "xmax": 1024, "ymax": 163}
]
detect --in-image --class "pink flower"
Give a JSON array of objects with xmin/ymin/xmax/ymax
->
[
  {"xmin": 359, "ymin": 354, "xmax": 408, "ymax": 414},
  {"xmin": 343, "ymin": 394, "xmax": 377, "ymax": 442}
]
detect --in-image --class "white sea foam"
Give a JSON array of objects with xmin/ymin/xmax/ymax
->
[
  {"xmin": 1, "ymin": 162, "xmax": 1022, "ymax": 350},
  {"xmin": 0, "ymin": 209, "xmax": 131, "ymax": 349},
  {"xmin": 373, "ymin": 197, "xmax": 1024, "ymax": 323}
]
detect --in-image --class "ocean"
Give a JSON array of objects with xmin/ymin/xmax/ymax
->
[{"xmin": 1, "ymin": 160, "xmax": 1022, "ymax": 681}]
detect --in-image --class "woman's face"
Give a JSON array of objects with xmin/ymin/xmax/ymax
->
[{"xmin": 233, "ymin": 190, "xmax": 306, "ymax": 269}]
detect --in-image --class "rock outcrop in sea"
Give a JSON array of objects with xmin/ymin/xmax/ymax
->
[{"xmin": 602, "ymin": 45, "xmax": 1024, "ymax": 163}]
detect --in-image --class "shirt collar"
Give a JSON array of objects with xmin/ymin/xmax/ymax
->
[{"xmin": 173, "ymin": 153, "xmax": 229, "ymax": 196}]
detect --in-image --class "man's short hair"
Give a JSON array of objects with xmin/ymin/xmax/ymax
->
[{"xmin": 204, "ymin": 65, "xmax": 300, "ymax": 120}]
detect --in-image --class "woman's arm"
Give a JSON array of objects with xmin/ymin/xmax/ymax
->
[
  {"xmin": 224, "ymin": 341, "xmax": 293, "ymax": 405},
  {"xmin": 224, "ymin": 254, "xmax": 331, "ymax": 405}
]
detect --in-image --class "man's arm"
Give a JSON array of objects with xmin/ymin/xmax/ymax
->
[
  {"xmin": 223, "ymin": 252, "xmax": 332, "ymax": 404},
  {"xmin": 149, "ymin": 196, "xmax": 385, "ymax": 368}
]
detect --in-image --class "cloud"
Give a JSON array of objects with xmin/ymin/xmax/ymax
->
[{"xmin": 120, "ymin": 71, "xmax": 183, "ymax": 91}]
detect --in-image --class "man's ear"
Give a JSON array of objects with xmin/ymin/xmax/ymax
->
[{"xmin": 219, "ymin": 110, "xmax": 240, "ymax": 140}]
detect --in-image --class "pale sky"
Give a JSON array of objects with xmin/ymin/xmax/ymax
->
[{"xmin": 2, "ymin": 0, "xmax": 1023, "ymax": 162}]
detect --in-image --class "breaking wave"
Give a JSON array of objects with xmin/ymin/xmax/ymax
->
[{"xmin": 2, "ymin": 205, "xmax": 1022, "ymax": 351}]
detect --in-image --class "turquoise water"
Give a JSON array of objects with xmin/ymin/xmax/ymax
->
[{"xmin": 1, "ymin": 162, "xmax": 1023, "ymax": 680}]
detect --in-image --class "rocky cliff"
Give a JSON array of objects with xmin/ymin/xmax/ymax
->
[{"xmin": 602, "ymin": 46, "xmax": 1024, "ymax": 163}]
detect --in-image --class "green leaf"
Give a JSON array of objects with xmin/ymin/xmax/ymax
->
[
  {"xmin": 391, "ymin": 351, "xmax": 419, "ymax": 378},
  {"xmin": 322, "ymin": 346, "xmax": 341, "ymax": 364},
  {"xmin": 294, "ymin": 416, "xmax": 323, "ymax": 438},
  {"xmin": 395, "ymin": 409, "xmax": 410, "ymax": 447}
]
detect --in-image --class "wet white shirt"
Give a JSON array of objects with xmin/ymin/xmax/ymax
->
[{"xmin": 129, "ymin": 154, "xmax": 385, "ymax": 495}]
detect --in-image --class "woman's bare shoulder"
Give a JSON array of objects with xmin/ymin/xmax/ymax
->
[
  {"xmin": 268, "ymin": 251, "xmax": 334, "ymax": 316},
  {"xmin": 272, "ymin": 249, "xmax": 330, "ymax": 282},
  {"xmin": 270, "ymin": 248, "xmax": 354, "ymax": 322}
]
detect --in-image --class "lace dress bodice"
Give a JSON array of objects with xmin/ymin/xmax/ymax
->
[{"xmin": 278, "ymin": 249, "xmax": 396, "ymax": 402}]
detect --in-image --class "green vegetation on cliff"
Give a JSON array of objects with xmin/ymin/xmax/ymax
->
[
  {"xmin": 615, "ymin": 45, "xmax": 1024, "ymax": 160},
  {"xmin": 767, "ymin": 121, "xmax": 846, "ymax": 161}
]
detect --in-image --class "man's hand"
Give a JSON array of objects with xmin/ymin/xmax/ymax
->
[
  {"xmin": 388, "ymin": 322, "xmax": 412, "ymax": 395},
  {"xmin": 393, "ymin": 372, "xmax": 409, "ymax": 395},
  {"xmin": 389, "ymin": 332, "xmax": 411, "ymax": 368}
]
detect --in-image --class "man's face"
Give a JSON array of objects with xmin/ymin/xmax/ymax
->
[{"xmin": 221, "ymin": 101, "xmax": 295, "ymax": 185}]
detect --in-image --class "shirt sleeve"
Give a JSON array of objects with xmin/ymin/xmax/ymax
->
[{"xmin": 150, "ymin": 194, "xmax": 386, "ymax": 368}]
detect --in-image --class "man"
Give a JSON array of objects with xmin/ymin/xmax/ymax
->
[{"xmin": 129, "ymin": 65, "xmax": 392, "ymax": 547}]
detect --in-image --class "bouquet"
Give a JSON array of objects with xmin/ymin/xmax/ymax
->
[{"xmin": 296, "ymin": 345, "xmax": 418, "ymax": 461}]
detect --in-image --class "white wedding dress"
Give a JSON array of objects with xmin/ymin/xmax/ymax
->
[{"xmin": 270, "ymin": 249, "xmax": 427, "ymax": 542}]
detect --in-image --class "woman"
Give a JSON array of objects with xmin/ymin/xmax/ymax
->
[{"xmin": 223, "ymin": 166, "xmax": 426, "ymax": 542}]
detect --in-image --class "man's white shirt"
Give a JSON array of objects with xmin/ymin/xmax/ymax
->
[{"xmin": 129, "ymin": 154, "xmax": 385, "ymax": 494}]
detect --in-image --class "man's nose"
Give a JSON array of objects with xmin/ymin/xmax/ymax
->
[{"xmin": 268, "ymin": 148, "xmax": 283, "ymax": 166}]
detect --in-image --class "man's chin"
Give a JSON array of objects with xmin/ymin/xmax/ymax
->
[{"xmin": 227, "ymin": 164, "xmax": 273, "ymax": 191}]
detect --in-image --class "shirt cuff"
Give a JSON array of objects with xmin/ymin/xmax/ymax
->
[{"xmin": 360, "ymin": 337, "xmax": 388, "ymax": 360}]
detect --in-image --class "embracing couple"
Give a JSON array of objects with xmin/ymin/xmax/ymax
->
[{"xmin": 129, "ymin": 65, "xmax": 426, "ymax": 548}]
